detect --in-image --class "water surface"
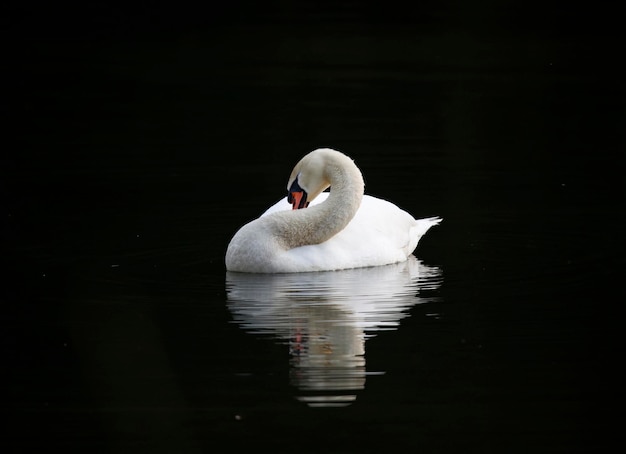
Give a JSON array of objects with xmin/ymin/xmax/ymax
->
[{"xmin": 227, "ymin": 258, "xmax": 442, "ymax": 406}]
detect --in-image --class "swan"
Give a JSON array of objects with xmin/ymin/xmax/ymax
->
[{"xmin": 225, "ymin": 148, "xmax": 441, "ymax": 273}]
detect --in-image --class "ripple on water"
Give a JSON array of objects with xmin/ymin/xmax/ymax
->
[{"xmin": 226, "ymin": 256, "xmax": 442, "ymax": 406}]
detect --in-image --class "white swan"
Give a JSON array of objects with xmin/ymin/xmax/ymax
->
[{"xmin": 225, "ymin": 148, "xmax": 441, "ymax": 273}]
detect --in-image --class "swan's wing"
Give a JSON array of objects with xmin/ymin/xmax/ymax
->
[
  {"xmin": 268, "ymin": 195, "xmax": 437, "ymax": 271},
  {"xmin": 351, "ymin": 197, "xmax": 441, "ymax": 255},
  {"xmin": 340, "ymin": 196, "xmax": 424, "ymax": 262}
]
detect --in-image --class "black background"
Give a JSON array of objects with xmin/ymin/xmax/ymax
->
[{"xmin": 2, "ymin": 1, "xmax": 624, "ymax": 452}]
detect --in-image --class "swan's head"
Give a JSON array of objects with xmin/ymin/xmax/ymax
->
[{"xmin": 286, "ymin": 149, "xmax": 333, "ymax": 210}]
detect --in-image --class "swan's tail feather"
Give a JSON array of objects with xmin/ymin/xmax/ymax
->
[
  {"xmin": 415, "ymin": 216, "xmax": 442, "ymax": 234},
  {"xmin": 406, "ymin": 216, "xmax": 442, "ymax": 254},
  {"xmin": 422, "ymin": 216, "xmax": 442, "ymax": 226}
]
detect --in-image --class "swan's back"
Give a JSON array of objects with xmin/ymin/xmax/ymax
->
[{"xmin": 260, "ymin": 193, "xmax": 440, "ymax": 272}]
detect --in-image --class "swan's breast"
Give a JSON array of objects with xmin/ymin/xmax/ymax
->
[{"xmin": 225, "ymin": 218, "xmax": 280, "ymax": 272}]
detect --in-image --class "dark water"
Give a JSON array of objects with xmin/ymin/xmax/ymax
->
[{"xmin": 3, "ymin": 3, "xmax": 624, "ymax": 453}]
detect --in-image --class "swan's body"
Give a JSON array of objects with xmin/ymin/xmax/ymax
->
[{"xmin": 225, "ymin": 148, "xmax": 440, "ymax": 273}]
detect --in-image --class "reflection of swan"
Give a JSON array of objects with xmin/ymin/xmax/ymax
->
[
  {"xmin": 226, "ymin": 257, "xmax": 442, "ymax": 406},
  {"xmin": 225, "ymin": 148, "xmax": 441, "ymax": 272}
]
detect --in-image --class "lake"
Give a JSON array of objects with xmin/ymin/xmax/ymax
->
[{"xmin": 3, "ymin": 3, "xmax": 623, "ymax": 453}]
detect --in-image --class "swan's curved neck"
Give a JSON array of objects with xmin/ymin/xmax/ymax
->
[{"xmin": 277, "ymin": 153, "xmax": 364, "ymax": 249}]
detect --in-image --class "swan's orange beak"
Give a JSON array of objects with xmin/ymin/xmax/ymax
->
[
  {"xmin": 288, "ymin": 177, "xmax": 309, "ymax": 210},
  {"xmin": 289, "ymin": 191, "xmax": 309, "ymax": 210}
]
